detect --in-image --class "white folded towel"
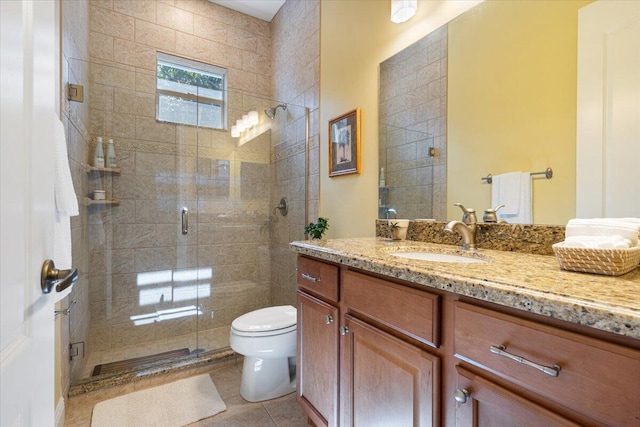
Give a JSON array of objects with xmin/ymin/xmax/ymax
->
[
  {"xmin": 563, "ymin": 235, "xmax": 632, "ymax": 249},
  {"xmin": 565, "ymin": 218, "xmax": 640, "ymax": 247},
  {"xmin": 53, "ymin": 114, "xmax": 79, "ymax": 270},
  {"xmin": 491, "ymin": 172, "xmax": 532, "ymax": 224}
]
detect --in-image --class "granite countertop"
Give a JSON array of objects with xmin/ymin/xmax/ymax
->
[{"xmin": 290, "ymin": 237, "xmax": 640, "ymax": 340}]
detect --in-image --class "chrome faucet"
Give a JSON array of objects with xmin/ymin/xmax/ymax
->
[
  {"xmin": 385, "ymin": 208, "xmax": 397, "ymax": 220},
  {"xmin": 444, "ymin": 203, "xmax": 477, "ymax": 250}
]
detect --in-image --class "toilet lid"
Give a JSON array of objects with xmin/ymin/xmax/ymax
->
[{"xmin": 231, "ymin": 305, "xmax": 297, "ymax": 334}]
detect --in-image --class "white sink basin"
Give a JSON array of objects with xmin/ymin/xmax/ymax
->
[{"xmin": 389, "ymin": 251, "xmax": 487, "ymax": 264}]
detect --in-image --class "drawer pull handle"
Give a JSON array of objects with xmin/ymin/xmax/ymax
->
[
  {"xmin": 301, "ymin": 273, "xmax": 321, "ymax": 283},
  {"xmin": 339, "ymin": 326, "xmax": 350, "ymax": 336},
  {"xmin": 324, "ymin": 315, "xmax": 334, "ymax": 325},
  {"xmin": 454, "ymin": 388, "xmax": 470, "ymax": 404},
  {"xmin": 490, "ymin": 345, "xmax": 561, "ymax": 377}
]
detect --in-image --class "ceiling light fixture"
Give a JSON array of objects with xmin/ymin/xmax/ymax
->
[{"xmin": 391, "ymin": 0, "xmax": 417, "ymax": 24}]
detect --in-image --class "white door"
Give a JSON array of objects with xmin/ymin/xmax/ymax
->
[
  {"xmin": 576, "ymin": 0, "xmax": 640, "ymax": 217},
  {"xmin": 1, "ymin": 1, "xmax": 58, "ymax": 426}
]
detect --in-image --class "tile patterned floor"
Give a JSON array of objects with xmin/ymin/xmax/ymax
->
[
  {"xmin": 65, "ymin": 356, "xmax": 309, "ymax": 427},
  {"xmin": 81, "ymin": 326, "xmax": 231, "ymax": 379}
]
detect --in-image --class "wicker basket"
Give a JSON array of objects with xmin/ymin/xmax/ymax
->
[{"xmin": 552, "ymin": 243, "xmax": 640, "ymax": 276}]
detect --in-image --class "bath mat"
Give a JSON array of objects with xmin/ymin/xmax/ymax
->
[
  {"xmin": 92, "ymin": 348, "xmax": 190, "ymax": 376},
  {"xmin": 91, "ymin": 374, "xmax": 226, "ymax": 427}
]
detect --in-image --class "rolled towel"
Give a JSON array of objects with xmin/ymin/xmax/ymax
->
[
  {"xmin": 563, "ymin": 235, "xmax": 633, "ymax": 249},
  {"xmin": 565, "ymin": 218, "xmax": 640, "ymax": 247}
]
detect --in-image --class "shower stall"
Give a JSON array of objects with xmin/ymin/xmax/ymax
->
[{"xmin": 64, "ymin": 56, "xmax": 312, "ymax": 384}]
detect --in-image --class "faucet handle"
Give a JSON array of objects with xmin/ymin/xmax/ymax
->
[
  {"xmin": 483, "ymin": 204, "xmax": 505, "ymax": 223},
  {"xmin": 454, "ymin": 203, "xmax": 477, "ymax": 225}
]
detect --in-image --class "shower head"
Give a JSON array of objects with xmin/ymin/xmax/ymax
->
[{"xmin": 265, "ymin": 104, "xmax": 287, "ymax": 119}]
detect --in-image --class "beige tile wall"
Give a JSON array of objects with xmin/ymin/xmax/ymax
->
[
  {"xmin": 83, "ymin": 0, "xmax": 276, "ymax": 369},
  {"xmin": 379, "ymin": 25, "xmax": 448, "ymax": 221},
  {"xmin": 62, "ymin": 0, "xmax": 92, "ymax": 385},
  {"xmin": 270, "ymin": 0, "xmax": 320, "ymax": 306},
  {"xmin": 63, "ymin": 0, "xmax": 320, "ymax": 382}
]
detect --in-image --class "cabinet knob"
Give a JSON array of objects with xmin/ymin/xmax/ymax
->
[
  {"xmin": 454, "ymin": 388, "xmax": 470, "ymax": 404},
  {"xmin": 324, "ymin": 315, "xmax": 334, "ymax": 325},
  {"xmin": 339, "ymin": 326, "xmax": 350, "ymax": 335}
]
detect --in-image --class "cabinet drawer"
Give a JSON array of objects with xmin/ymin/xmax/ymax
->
[
  {"xmin": 342, "ymin": 270, "xmax": 440, "ymax": 347},
  {"xmin": 297, "ymin": 256, "xmax": 339, "ymax": 303},
  {"xmin": 454, "ymin": 302, "xmax": 640, "ymax": 426}
]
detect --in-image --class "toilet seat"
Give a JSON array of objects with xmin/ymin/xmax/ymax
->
[{"xmin": 231, "ymin": 305, "xmax": 296, "ymax": 337}]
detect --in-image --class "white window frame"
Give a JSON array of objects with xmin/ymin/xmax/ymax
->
[{"xmin": 156, "ymin": 52, "xmax": 228, "ymax": 130}]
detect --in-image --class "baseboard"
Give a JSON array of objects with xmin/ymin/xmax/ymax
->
[{"xmin": 55, "ymin": 396, "xmax": 65, "ymax": 427}]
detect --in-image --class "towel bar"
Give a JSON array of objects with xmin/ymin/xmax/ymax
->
[{"xmin": 482, "ymin": 167, "xmax": 553, "ymax": 184}]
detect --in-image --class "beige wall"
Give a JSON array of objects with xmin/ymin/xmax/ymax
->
[
  {"xmin": 319, "ymin": 0, "xmax": 481, "ymax": 238},
  {"xmin": 447, "ymin": 0, "xmax": 592, "ymax": 224}
]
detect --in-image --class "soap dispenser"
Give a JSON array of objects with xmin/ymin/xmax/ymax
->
[
  {"xmin": 106, "ymin": 138, "xmax": 117, "ymax": 167},
  {"xmin": 93, "ymin": 136, "xmax": 105, "ymax": 168}
]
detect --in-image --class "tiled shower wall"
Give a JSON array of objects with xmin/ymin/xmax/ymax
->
[
  {"xmin": 379, "ymin": 25, "xmax": 448, "ymax": 221},
  {"xmin": 270, "ymin": 0, "xmax": 320, "ymax": 306},
  {"xmin": 62, "ymin": 0, "xmax": 92, "ymax": 384},
  {"xmin": 378, "ymin": 126, "xmax": 434, "ymax": 220},
  {"xmin": 81, "ymin": 0, "xmax": 277, "ymax": 370},
  {"xmin": 61, "ymin": 0, "xmax": 320, "ymax": 383}
]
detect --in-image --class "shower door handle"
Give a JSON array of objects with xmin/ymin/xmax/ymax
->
[{"xmin": 181, "ymin": 207, "xmax": 189, "ymax": 235}]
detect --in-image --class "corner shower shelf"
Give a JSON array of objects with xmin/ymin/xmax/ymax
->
[
  {"xmin": 84, "ymin": 164, "xmax": 121, "ymax": 208},
  {"xmin": 84, "ymin": 164, "xmax": 121, "ymax": 175},
  {"xmin": 84, "ymin": 197, "xmax": 120, "ymax": 207}
]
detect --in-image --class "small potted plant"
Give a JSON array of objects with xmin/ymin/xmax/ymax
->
[
  {"xmin": 389, "ymin": 221, "xmax": 402, "ymax": 240},
  {"xmin": 304, "ymin": 217, "xmax": 329, "ymax": 240}
]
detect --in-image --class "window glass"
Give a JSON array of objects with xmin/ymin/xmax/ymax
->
[{"xmin": 156, "ymin": 52, "xmax": 227, "ymax": 129}]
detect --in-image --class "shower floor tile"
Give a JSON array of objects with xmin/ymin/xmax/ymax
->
[
  {"xmin": 81, "ymin": 326, "xmax": 231, "ymax": 378},
  {"xmin": 65, "ymin": 356, "xmax": 308, "ymax": 427}
]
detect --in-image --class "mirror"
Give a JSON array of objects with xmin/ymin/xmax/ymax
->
[{"xmin": 378, "ymin": 0, "xmax": 594, "ymax": 224}]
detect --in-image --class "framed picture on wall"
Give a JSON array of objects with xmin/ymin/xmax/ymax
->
[{"xmin": 329, "ymin": 108, "xmax": 361, "ymax": 176}]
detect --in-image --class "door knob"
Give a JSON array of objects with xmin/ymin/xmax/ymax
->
[{"xmin": 41, "ymin": 259, "xmax": 78, "ymax": 294}]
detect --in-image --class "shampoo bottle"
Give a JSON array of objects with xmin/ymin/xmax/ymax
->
[
  {"xmin": 93, "ymin": 137, "xmax": 105, "ymax": 168},
  {"xmin": 106, "ymin": 138, "xmax": 117, "ymax": 167}
]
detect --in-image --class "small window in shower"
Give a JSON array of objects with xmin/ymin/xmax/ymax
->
[{"xmin": 156, "ymin": 52, "xmax": 227, "ymax": 129}]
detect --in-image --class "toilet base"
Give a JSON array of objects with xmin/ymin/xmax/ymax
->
[{"xmin": 240, "ymin": 356, "xmax": 296, "ymax": 402}]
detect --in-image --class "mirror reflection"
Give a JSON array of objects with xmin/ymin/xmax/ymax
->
[{"xmin": 379, "ymin": 0, "xmax": 594, "ymax": 224}]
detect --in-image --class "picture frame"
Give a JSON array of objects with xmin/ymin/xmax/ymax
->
[{"xmin": 329, "ymin": 108, "xmax": 361, "ymax": 177}]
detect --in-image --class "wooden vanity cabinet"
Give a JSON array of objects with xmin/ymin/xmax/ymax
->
[
  {"xmin": 341, "ymin": 314, "xmax": 440, "ymax": 426},
  {"xmin": 296, "ymin": 255, "xmax": 640, "ymax": 427},
  {"xmin": 297, "ymin": 257, "xmax": 340, "ymax": 427},
  {"xmin": 453, "ymin": 366, "xmax": 581, "ymax": 427},
  {"xmin": 297, "ymin": 256, "xmax": 442, "ymax": 426},
  {"xmin": 340, "ymin": 270, "xmax": 441, "ymax": 426},
  {"xmin": 297, "ymin": 291, "xmax": 339, "ymax": 427},
  {"xmin": 453, "ymin": 301, "xmax": 640, "ymax": 426}
]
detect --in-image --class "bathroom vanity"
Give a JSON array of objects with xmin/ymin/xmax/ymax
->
[{"xmin": 291, "ymin": 238, "xmax": 640, "ymax": 427}]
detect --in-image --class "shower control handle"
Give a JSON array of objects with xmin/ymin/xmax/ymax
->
[{"xmin": 181, "ymin": 207, "xmax": 188, "ymax": 235}]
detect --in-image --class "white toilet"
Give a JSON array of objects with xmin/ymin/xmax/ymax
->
[{"xmin": 229, "ymin": 305, "xmax": 297, "ymax": 402}]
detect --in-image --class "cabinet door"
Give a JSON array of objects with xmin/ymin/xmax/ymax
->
[
  {"xmin": 454, "ymin": 366, "xmax": 581, "ymax": 427},
  {"xmin": 342, "ymin": 314, "xmax": 440, "ymax": 427},
  {"xmin": 297, "ymin": 291, "xmax": 339, "ymax": 427}
]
